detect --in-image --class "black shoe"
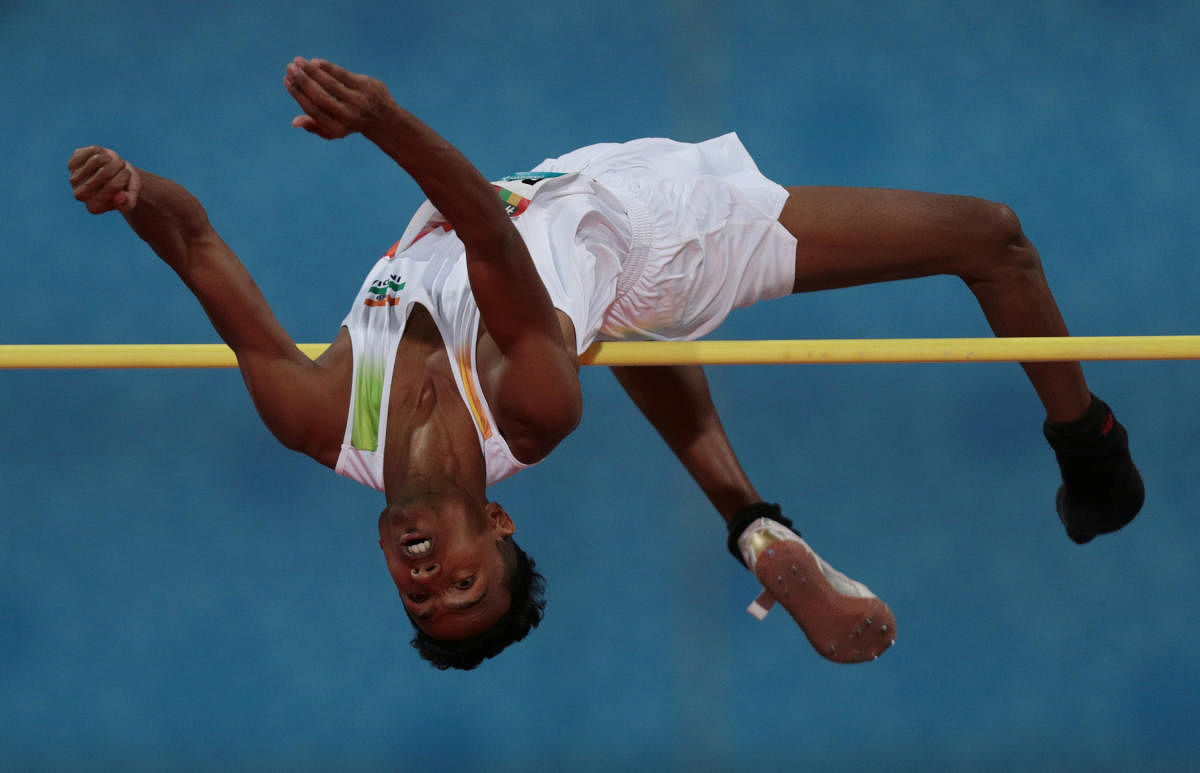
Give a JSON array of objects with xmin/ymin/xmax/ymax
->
[{"xmin": 1044, "ymin": 394, "xmax": 1145, "ymax": 544}]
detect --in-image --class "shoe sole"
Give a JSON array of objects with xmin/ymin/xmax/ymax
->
[{"xmin": 753, "ymin": 540, "xmax": 896, "ymax": 664}]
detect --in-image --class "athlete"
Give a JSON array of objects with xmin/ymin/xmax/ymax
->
[{"xmin": 67, "ymin": 57, "xmax": 1143, "ymax": 670}]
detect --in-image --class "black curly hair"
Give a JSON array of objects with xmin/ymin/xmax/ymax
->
[{"xmin": 407, "ymin": 536, "xmax": 546, "ymax": 670}]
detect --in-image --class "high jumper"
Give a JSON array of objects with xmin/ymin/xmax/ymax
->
[{"xmin": 66, "ymin": 56, "xmax": 1143, "ymax": 669}]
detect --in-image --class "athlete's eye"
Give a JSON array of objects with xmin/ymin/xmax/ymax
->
[{"xmin": 455, "ymin": 577, "xmax": 475, "ymax": 590}]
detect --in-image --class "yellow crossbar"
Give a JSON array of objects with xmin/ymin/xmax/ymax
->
[{"xmin": 0, "ymin": 336, "xmax": 1197, "ymax": 369}]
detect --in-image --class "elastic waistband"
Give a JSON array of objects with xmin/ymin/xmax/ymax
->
[{"xmin": 611, "ymin": 191, "xmax": 654, "ymax": 306}]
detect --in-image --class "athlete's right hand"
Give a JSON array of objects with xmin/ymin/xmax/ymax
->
[{"xmin": 68, "ymin": 146, "xmax": 141, "ymax": 214}]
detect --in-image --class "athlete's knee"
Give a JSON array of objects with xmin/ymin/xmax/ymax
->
[{"xmin": 956, "ymin": 198, "xmax": 1042, "ymax": 284}]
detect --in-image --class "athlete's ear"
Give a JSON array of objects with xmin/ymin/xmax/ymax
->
[{"xmin": 484, "ymin": 502, "xmax": 515, "ymax": 538}]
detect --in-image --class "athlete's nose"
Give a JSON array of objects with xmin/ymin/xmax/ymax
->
[{"xmin": 411, "ymin": 562, "xmax": 440, "ymax": 579}]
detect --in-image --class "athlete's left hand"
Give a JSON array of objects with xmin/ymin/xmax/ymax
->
[
  {"xmin": 68, "ymin": 146, "xmax": 142, "ymax": 214},
  {"xmin": 283, "ymin": 57, "xmax": 395, "ymax": 140}
]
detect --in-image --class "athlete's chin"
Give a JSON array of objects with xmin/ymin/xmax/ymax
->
[{"xmin": 378, "ymin": 502, "xmax": 427, "ymax": 535}]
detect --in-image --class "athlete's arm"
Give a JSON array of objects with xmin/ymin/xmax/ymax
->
[
  {"xmin": 283, "ymin": 57, "xmax": 582, "ymax": 457},
  {"xmin": 67, "ymin": 146, "xmax": 349, "ymax": 466},
  {"xmin": 612, "ymin": 365, "xmax": 760, "ymax": 522}
]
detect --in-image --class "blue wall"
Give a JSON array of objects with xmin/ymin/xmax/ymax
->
[{"xmin": 3, "ymin": 1, "xmax": 1198, "ymax": 769}]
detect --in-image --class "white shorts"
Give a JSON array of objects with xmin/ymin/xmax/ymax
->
[{"xmin": 534, "ymin": 133, "xmax": 797, "ymax": 341}]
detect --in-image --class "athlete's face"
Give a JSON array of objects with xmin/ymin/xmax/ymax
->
[{"xmin": 378, "ymin": 494, "xmax": 515, "ymax": 641}]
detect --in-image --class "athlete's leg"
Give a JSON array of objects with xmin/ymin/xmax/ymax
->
[
  {"xmin": 780, "ymin": 186, "xmax": 1087, "ymax": 422},
  {"xmin": 613, "ymin": 363, "xmax": 895, "ymax": 663},
  {"xmin": 777, "ymin": 186, "xmax": 1143, "ymax": 542},
  {"xmin": 611, "ymin": 364, "xmax": 761, "ymax": 520}
]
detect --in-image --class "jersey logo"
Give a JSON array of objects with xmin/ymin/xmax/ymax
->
[{"xmin": 364, "ymin": 274, "xmax": 406, "ymax": 307}]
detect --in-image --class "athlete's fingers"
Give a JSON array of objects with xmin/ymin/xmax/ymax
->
[
  {"xmin": 114, "ymin": 163, "xmax": 141, "ymax": 212},
  {"xmin": 290, "ymin": 113, "xmax": 339, "ymax": 140},
  {"xmin": 67, "ymin": 145, "xmax": 103, "ymax": 174},
  {"xmin": 285, "ymin": 58, "xmax": 350, "ymax": 124},
  {"xmin": 284, "ymin": 70, "xmax": 347, "ymax": 136},
  {"xmin": 91, "ymin": 162, "xmax": 131, "ymax": 213},
  {"xmin": 70, "ymin": 148, "xmax": 127, "ymax": 212},
  {"xmin": 298, "ymin": 58, "xmax": 358, "ymax": 106},
  {"xmin": 310, "ymin": 58, "xmax": 361, "ymax": 91},
  {"xmin": 68, "ymin": 147, "xmax": 114, "ymax": 189}
]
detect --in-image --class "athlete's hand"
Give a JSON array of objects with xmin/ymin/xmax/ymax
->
[
  {"xmin": 283, "ymin": 57, "xmax": 396, "ymax": 140},
  {"xmin": 68, "ymin": 146, "xmax": 141, "ymax": 214}
]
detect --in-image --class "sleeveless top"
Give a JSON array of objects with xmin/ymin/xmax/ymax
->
[{"xmin": 335, "ymin": 172, "xmax": 641, "ymax": 489}]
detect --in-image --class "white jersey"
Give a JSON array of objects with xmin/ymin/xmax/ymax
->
[{"xmin": 335, "ymin": 171, "xmax": 635, "ymax": 489}]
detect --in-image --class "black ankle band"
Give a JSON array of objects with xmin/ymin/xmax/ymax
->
[{"xmin": 726, "ymin": 502, "xmax": 794, "ymax": 567}]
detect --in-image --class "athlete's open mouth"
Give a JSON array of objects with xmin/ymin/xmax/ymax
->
[{"xmin": 401, "ymin": 535, "xmax": 433, "ymax": 558}]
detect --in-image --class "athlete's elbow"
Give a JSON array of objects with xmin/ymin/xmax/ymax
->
[
  {"xmin": 519, "ymin": 391, "xmax": 582, "ymax": 462},
  {"xmin": 460, "ymin": 217, "xmax": 522, "ymax": 259},
  {"xmin": 549, "ymin": 391, "xmax": 583, "ymax": 439}
]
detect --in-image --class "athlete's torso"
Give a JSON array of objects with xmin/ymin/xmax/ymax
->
[{"xmin": 335, "ymin": 222, "xmax": 530, "ymax": 490}]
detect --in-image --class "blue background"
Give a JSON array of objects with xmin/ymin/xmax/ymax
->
[{"xmin": 3, "ymin": 1, "xmax": 1198, "ymax": 770}]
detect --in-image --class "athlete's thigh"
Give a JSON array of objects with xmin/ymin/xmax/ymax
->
[{"xmin": 780, "ymin": 186, "xmax": 1002, "ymax": 293}]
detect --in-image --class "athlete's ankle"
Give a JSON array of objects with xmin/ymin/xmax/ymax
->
[
  {"xmin": 1043, "ymin": 393, "xmax": 1144, "ymax": 543},
  {"xmin": 725, "ymin": 501, "xmax": 794, "ymax": 567},
  {"xmin": 1044, "ymin": 393, "xmax": 1113, "ymax": 448}
]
